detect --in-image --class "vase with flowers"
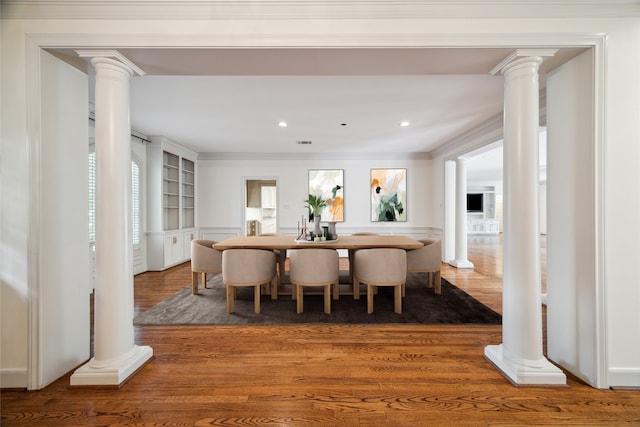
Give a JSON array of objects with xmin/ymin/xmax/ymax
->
[{"xmin": 304, "ymin": 194, "xmax": 327, "ymax": 236}]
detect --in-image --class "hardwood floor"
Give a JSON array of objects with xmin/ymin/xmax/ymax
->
[{"xmin": 2, "ymin": 236, "xmax": 639, "ymax": 426}]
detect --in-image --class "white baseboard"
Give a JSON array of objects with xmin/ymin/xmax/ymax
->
[
  {"xmin": 1, "ymin": 368, "xmax": 27, "ymax": 389},
  {"xmin": 609, "ymin": 367, "xmax": 640, "ymax": 389}
]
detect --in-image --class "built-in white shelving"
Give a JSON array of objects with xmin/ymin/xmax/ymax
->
[
  {"xmin": 182, "ymin": 158, "xmax": 195, "ymax": 229},
  {"xmin": 147, "ymin": 136, "xmax": 198, "ymax": 270},
  {"xmin": 163, "ymin": 151, "xmax": 180, "ymax": 231},
  {"xmin": 467, "ymin": 186, "xmax": 501, "ymax": 234}
]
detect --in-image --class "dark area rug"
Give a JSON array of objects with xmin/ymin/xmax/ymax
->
[{"xmin": 134, "ymin": 272, "xmax": 501, "ymax": 325}]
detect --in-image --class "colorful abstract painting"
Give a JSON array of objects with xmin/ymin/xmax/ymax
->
[
  {"xmin": 308, "ymin": 169, "xmax": 344, "ymax": 222},
  {"xmin": 370, "ymin": 168, "xmax": 407, "ymax": 222}
]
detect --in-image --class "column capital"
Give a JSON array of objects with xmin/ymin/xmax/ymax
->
[
  {"xmin": 490, "ymin": 49, "xmax": 558, "ymax": 76},
  {"xmin": 75, "ymin": 49, "xmax": 145, "ymax": 76}
]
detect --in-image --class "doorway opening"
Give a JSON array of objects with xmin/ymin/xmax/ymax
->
[{"xmin": 244, "ymin": 179, "xmax": 278, "ymax": 236}]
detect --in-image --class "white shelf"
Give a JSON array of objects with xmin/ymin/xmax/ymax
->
[{"xmin": 148, "ymin": 136, "xmax": 198, "ymax": 270}]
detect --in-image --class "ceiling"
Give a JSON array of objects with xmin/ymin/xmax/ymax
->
[{"xmin": 53, "ymin": 46, "xmax": 585, "ymax": 162}]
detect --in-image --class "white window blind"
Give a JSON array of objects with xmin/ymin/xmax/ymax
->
[
  {"xmin": 131, "ymin": 161, "xmax": 141, "ymax": 245},
  {"xmin": 88, "ymin": 153, "xmax": 141, "ymax": 245},
  {"xmin": 88, "ymin": 152, "xmax": 96, "ymax": 243}
]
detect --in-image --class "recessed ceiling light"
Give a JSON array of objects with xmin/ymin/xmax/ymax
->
[
  {"xmin": 278, "ymin": 121, "xmax": 288, "ymax": 127},
  {"xmin": 400, "ymin": 121, "xmax": 410, "ymax": 127}
]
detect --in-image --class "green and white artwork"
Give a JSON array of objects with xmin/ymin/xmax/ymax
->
[
  {"xmin": 370, "ymin": 168, "xmax": 407, "ymax": 222},
  {"xmin": 308, "ymin": 169, "xmax": 344, "ymax": 222}
]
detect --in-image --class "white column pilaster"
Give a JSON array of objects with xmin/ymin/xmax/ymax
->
[
  {"xmin": 443, "ymin": 160, "xmax": 456, "ymax": 263},
  {"xmin": 449, "ymin": 157, "xmax": 474, "ymax": 269},
  {"xmin": 71, "ymin": 52, "xmax": 152, "ymax": 386},
  {"xmin": 485, "ymin": 50, "xmax": 566, "ymax": 386}
]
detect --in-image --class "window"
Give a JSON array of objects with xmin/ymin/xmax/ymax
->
[
  {"xmin": 131, "ymin": 161, "xmax": 141, "ymax": 245},
  {"xmin": 88, "ymin": 152, "xmax": 142, "ymax": 245},
  {"xmin": 88, "ymin": 152, "xmax": 96, "ymax": 243}
]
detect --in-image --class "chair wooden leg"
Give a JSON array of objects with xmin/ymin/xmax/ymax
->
[
  {"xmin": 367, "ymin": 284, "xmax": 374, "ymax": 314},
  {"xmin": 271, "ymin": 277, "xmax": 278, "ymax": 300},
  {"xmin": 296, "ymin": 284, "xmax": 304, "ymax": 314},
  {"xmin": 435, "ymin": 270, "xmax": 441, "ymax": 294},
  {"xmin": 427, "ymin": 272, "xmax": 434, "ymax": 288},
  {"xmin": 354, "ymin": 277, "xmax": 360, "ymax": 300},
  {"xmin": 332, "ymin": 281, "xmax": 339, "ymax": 300},
  {"xmin": 201, "ymin": 272, "xmax": 207, "ymax": 289},
  {"xmin": 394, "ymin": 284, "xmax": 402, "ymax": 314},
  {"xmin": 254, "ymin": 284, "xmax": 261, "ymax": 314},
  {"xmin": 324, "ymin": 284, "xmax": 331, "ymax": 314},
  {"xmin": 226, "ymin": 285, "xmax": 234, "ymax": 313},
  {"xmin": 192, "ymin": 271, "xmax": 199, "ymax": 295}
]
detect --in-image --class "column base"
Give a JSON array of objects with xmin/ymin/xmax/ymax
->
[
  {"xmin": 485, "ymin": 344, "xmax": 567, "ymax": 386},
  {"xmin": 70, "ymin": 345, "xmax": 153, "ymax": 387},
  {"xmin": 448, "ymin": 259, "xmax": 474, "ymax": 269}
]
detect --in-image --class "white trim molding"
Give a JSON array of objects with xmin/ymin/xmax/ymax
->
[
  {"xmin": 1, "ymin": 368, "xmax": 28, "ymax": 389},
  {"xmin": 3, "ymin": 1, "xmax": 639, "ymax": 20},
  {"xmin": 608, "ymin": 368, "xmax": 640, "ymax": 390}
]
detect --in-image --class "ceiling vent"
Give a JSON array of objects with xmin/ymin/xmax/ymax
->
[{"xmin": 297, "ymin": 140, "xmax": 312, "ymax": 145}]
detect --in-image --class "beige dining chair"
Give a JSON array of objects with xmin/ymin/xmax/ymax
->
[
  {"xmin": 222, "ymin": 249, "xmax": 277, "ymax": 314},
  {"xmin": 406, "ymin": 238, "xmax": 442, "ymax": 294},
  {"xmin": 289, "ymin": 248, "xmax": 339, "ymax": 314},
  {"xmin": 353, "ymin": 248, "xmax": 407, "ymax": 314},
  {"xmin": 348, "ymin": 232, "xmax": 380, "ymax": 287},
  {"xmin": 190, "ymin": 239, "xmax": 223, "ymax": 295}
]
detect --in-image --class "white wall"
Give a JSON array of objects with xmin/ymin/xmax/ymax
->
[
  {"xmin": 600, "ymin": 21, "xmax": 640, "ymax": 388},
  {"xmin": 196, "ymin": 156, "xmax": 437, "ymax": 240},
  {"xmin": 39, "ymin": 50, "xmax": 91, "ymax": 388},
  {"xmin": 1, "ymin": 19, "xmax": 31, "ymax": 388},
  {"xmin": 546, "ymin": 49, "xmax": 599, "ymax": 386}
]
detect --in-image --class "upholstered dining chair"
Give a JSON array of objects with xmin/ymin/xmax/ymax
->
[
  {"xmin": 348, "ymin": 232, "xmax": 380, "ymax": 287},
  {"xmin": 353, "ymin": 248, "xmax": 407, "ymax": 314},
  {"xmin": 406, "ymin": 238, "xmax": 442, "ymax": 294},
  {"xmin": 259, "ymin": 233, "xmax": 287, "ymax": 285},
  {"xmin": 190, "ymin": 239, "xmax": 223, "ymax": 295},
  {"xmin": 288, "ymin": 248, "xmax": 339, "ymax": 314},
  {"xmin": 222, "ymin": 249, "xmax": 277, "ymax": 314}
]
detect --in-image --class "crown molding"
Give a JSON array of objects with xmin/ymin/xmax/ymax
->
[
  {"xmin": 3, "ymin": 0, "xmax": 639, "ymax": 20},
  {"xmin": 431, "ymin": 113, "xmax": 504, "ymax": 160},
  {"xmin": 197, "ymin": 151, "xmax": 431, "ymax": 161}
]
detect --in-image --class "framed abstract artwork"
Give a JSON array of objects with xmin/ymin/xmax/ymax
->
[
  {"xmin": 308, "ymin": 169, "xmax": 344, "ymax": 222},
  {"xmin": 370, "ymin": 168, "xmax": 407, "ymax": 222}
]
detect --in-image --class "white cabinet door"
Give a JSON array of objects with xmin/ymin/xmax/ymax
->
[
  {"xmin": 487, "ymin": 221, "xmax": 500, "ymax": 233},
  {"xmin": 183, "ymin": 230, "xmax": 196, "ymax": 260},
  {"xmin": 261, "ymin": 186, "xmax": 276, "ymax": 208},
  {"xmin": 164, "ymin": 233, "xmax": 184, "ymax": 266}
]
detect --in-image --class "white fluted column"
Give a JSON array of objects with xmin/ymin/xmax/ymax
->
[
  {"xmin": 449, "ymin": 157, "xmax": 474, "ymax": 269},
  {"xmin": 485, "ymin": 51, "xmax": 565, "ymax": 386},
  {"xmin": 71, "ymin": 52, "xmax": 152, "ymax": 386}
]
